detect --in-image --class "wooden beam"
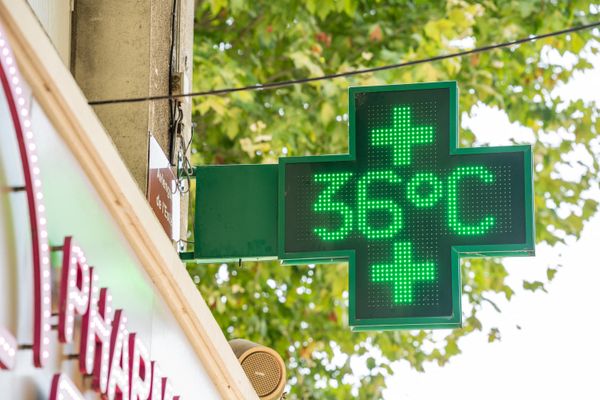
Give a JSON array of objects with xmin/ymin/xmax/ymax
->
[{"xmin": 0, "ymin": 1, "xmax": 258, "ymax": 399}]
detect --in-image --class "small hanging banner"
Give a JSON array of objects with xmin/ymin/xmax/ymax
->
[{"xmin": 148, "ymin": 135, "xmax": 180, "ymax": 241}]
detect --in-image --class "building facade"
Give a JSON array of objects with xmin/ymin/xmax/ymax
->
[{"xmin": 0, "ymin": 1, "xmax": 256, "ymax": 398}]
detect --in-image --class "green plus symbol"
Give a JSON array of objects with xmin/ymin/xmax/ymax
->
[
  {"xmin": 372, "ymin": 242, "xmax": 436, "ymax": 304},
  {"xmin": 372, "ymin": 106, "xmax": 434, "ymax": 166}
]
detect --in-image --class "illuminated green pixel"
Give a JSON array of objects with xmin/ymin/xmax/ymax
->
[
  {"xmin": 313, "ymin": 172, "xmax": 354, "ymax": 241},
  {"xmin": 371, "ymin": 242, "xmax": 437, "ymax": 304},
  {"xmin": 448, "ymin": 165, "xmax": 496, "ymax": 235},
  {"xmin": 406, "ymin": 172, "xmax": 443, "ymax": 208},
  {"xmin": 357, "ymin": 170, "xmax": 403, "ymax": 239},
  {"xmin": 371, "ymin": 106, "xmax": 434, "ymax": 166}
]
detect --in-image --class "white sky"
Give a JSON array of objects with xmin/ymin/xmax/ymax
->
[
  {"xmin": 385, "ymin": 47, "xmax": 600, "ymax": 399},
  {"xmin": 385, "ymin": 216, "xmax": 600, "ymax": 399}
]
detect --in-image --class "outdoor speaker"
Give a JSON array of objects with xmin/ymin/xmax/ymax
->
[{"xmin": 229, "ymin": 339, "xmax": 286, "ymax": 400}]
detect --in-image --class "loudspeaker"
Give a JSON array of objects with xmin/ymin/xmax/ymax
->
[{"xmin": 229, "ymin": 339, "xmax": 286, "ymax": 400}]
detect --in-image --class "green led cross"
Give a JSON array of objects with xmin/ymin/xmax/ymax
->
[
  {"xmin": 190, "ymin": 81, "xmax": 535, "ymax": 332},
  {"xmin": 372, "ymin": 242, "xmax": 436, "ymax": 304},
  {"xmin": 279, "ymin": 82, "xmax": 534, "ymax": 331},
  {"xmin": 372, "ymin": 106, "xmax": 434, "ymax": 166}
]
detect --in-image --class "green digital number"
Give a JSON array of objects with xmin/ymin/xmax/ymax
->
[
  {"xmin": 357, "ymin": 170, "xmax": 403, "ymax": 239},
  {"xmin": 313, "ymin": 172, "xmax": 354, "ymax": 241}
]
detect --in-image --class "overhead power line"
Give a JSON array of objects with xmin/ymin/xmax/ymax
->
[{"xmin": 88, "ymin": 20, "xmax": 600, "ymax": 106}]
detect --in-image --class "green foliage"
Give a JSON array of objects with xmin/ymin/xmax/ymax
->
[{"xmin": 189, "ymin": 1, "xmax": 599, "ymax": 397}]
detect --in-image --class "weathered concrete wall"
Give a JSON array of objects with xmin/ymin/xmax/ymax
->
[
  {"xmin": 148, "ymin": 0, "xmax": 172, "ymax": 156},
  {"xmin": 71, "ymin": 0, "xmax": 194, "ymax": 202},
  {"xmin": 72, "ymin": 0, "xmax": 153, "ymax": 191}
]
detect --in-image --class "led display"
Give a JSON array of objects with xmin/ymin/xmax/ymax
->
[{"xmin": 280, "ymin": 82, "xmax": 534, "ymax": 330}]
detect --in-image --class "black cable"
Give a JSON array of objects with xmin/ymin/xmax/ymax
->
[
  {"xmin": 167, "ymin": 0, "xmax": 178, "ymax": 163},
  {"xmin": 88, "ymin": 20, "xmax": 600, "ymax": 106},
  {"xmin": 168, "ymin": 0, "xmax": 177, "ymax": 97}
]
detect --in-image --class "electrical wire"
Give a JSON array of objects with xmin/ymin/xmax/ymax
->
[
  {"xmin": 167, "ymin": 0, "xmax": 178, "ymax": 163},
  {"xmin": 88, "ymin": 20, "xmax": 600, "ymax": 106}
]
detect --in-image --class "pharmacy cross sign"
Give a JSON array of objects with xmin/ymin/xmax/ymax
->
[{"xmin": 187, "ymin": 81, "xmax": 535, "ymax": 331}]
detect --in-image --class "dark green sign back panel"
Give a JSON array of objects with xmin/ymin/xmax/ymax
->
[
  {"xmin": 279, "ymin": 82, "xmax": 534, "ymax": 330},
  {"xmin": 195, "ymin": 164, "xmax": 278, "ymax": 261}
]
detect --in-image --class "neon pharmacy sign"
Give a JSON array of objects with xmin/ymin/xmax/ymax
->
[
  {"xmin": 0, "ymin": 26, "xmax": 180, "ymax": 399},
  {"xmin": 192, "ymin": 82, "xmax": 535, "ymax": 331}
]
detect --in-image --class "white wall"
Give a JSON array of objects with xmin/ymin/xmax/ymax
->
[{"xmin": 27, "ymin": 0, "xmax": 72, "ymax": 66}]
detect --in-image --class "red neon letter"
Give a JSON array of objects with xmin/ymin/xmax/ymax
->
[
  {"xmin": 149, "ymin": 362, "xmax": 180, "ymax": 400},
  {"xmin": 49, "ymin": 374, "xmax": 86, "ymax": 400},
  {"xmin": 149, "ymin": 361, "xmax": 163, "ymax": 400},
  {"xmin": 58, "ymin": 237, "xmax": 91, "ymax": 343},
  {"xmin": 107, "ymin": 310, "xmax": 130, "ymax": 400},
  {"xmin": 0, "ymin": 24, "xmax": 52, "ymax": 368},
  {"xmin": 80, "ymin": 276, "xmax": 114, "ymax": 394},
  {"xmin": 161, "ymin": 378, "xmax": 180, "ymax": 400},
  {"xmin": 129, "ymin": 333, "xmax": 151, "ymax": 400}
]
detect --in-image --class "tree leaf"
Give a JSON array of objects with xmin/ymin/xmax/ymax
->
[{"xmin": 523, "ymin": 280, "xmax": 547, "ymax": 293}]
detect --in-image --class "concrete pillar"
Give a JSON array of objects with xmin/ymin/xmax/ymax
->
[
  {"xmin": 71, "ymin": 0, "xmax": 193, "ymax": 190},
  {"xmin": 71, "ymin": 0, "xmax": 194, "ymax": 239}
]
